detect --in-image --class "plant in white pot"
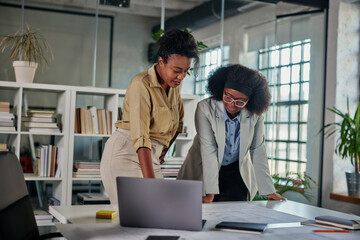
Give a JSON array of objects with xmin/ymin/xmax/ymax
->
[
  {"xmin": 0, "ymin": 25, "xmax": 53, "ymax": 83},
  {"xmin": 321, "ymin": 99, "xmax": 360, "ymax": 196}
]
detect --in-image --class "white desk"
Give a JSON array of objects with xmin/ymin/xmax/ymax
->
[{"xmin": 50, "ymin": 201, "xmax": 360, "ymax": 240}]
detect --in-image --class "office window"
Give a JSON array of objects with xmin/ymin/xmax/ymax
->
[
  {"xmin": 258, "ymin": 39, "xmax": 311, "ymax": 177},
  {"xmin": 194, "ymin": 46, "xmax": 230, "ymax": 100}
]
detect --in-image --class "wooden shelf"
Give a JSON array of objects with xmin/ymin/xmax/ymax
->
[{"xmin": 330, "ymin": 192, "xmax": 360, "ymax": 204}]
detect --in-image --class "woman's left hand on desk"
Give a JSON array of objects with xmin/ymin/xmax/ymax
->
[{"xmin": 267, "ymin": 193, "xmax": 286, "ymax": 200}]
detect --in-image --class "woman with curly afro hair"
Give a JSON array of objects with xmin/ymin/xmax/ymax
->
[{"xmin": 178, "ymin": 64, "xmax": 285, "ymax": 203}]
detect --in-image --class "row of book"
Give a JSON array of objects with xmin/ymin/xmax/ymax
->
[
  {"xmin": 74, "ymin": 107, "xmax": 112, "ymax": 135},
  {"xmin": 161, "ymin": 157, "xmax": 184, "ymax": 179},
  {"xmin": 34, "ymin": 145, "xmax": 62, "ymax": 177},
  {"xmin": 73, "ymin": 161, "xmax": 101, "ymax": 178},
  {"xmin": 23, "ymin": 109, "xmax": 60, "ymax": 133},
  {"xmin": 0, "ymin": 101, "xmax": 16, "ymax": 132}
]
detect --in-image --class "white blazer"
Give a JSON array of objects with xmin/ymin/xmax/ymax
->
[{"xmin": 177, "ymin": 98, "xmax": 275, "ymax": 200}]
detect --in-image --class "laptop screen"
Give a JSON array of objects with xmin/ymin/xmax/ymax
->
[{"xmin": 116, "ymin": 177, "xmax": 203, "ymax": 231}]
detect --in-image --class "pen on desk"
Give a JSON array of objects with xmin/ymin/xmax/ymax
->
[{"xmin": 313, "ymin": 230, "xmax": 350, "ymax": 233}]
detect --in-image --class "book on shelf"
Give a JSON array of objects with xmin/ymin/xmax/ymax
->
[
  {"xmin": 88, "ymin": 106, "xmax": 99, "ymax": 134},
  {"xmin": 73, "ymin": 161, "xmax": 100, "ymax": 177},
  {"xmin": 0, "ymin": 101, "xmax": 10, "ymax": 113},
  {"xmin": 34, "ymin": 209, "xmax": 53, "ymax": 225},
  {"xmin": 106, "ymin": 109, "xmax": 112, "ymax": 134},
  {"xmin": 34, "ymin": 147, "xmax": 41, "ymax": 176},
  {"xmin": 75, "ymin": 107, "xmax": 111, "ymax": 134},
  {"xmin": 98, "ymin": 109, "xmax": 107, "ymax": 134},
  {"xmin": 0, "ymin": 121, "xmax": 14, "ymax": 127},
  {"xmin": 161, "ymin": 157, "xmax": 184, "ymax": 178},
  {"xmin": 0, "ymin": 126, "xmax": 16, "ymax": 132},
  {"xmin": 0, "ymin": 111, "xmax": 15, "ymax": 131},
  {"xmin": 75, "ymin": 161, "xmax": 100, "ymax": 168},
  {"xmin": 22, "ymin": 116, "xmax": 56, "ymax": 123},
  {"xmin": 315, "ymin": 215, "xmax": 360, "ymax": 230},
  {"xmin": 27, "ymin": 109, "xmax": 56, "ymax": 117},
  {"xmin": 0, "ymin": 114, "xmax": 15, "ymax": 122},
  {"xmin": 50, "ymin": 145, "xmax": 57, "ymax": 177},
  {"xmin": 36, "ymin": 145, "xmax": 61, "ymax": 177},
  {"xmin": 73, "ymin": 167, "xmax": 100, "ymax": 174},
  {"xmin": 0, "ymin": 101, "xmax": 10, "ymax": 108},
  {"xmin": 77, "ymin": 193, "xmax": 110, "ymax": 205},
  {"xmin": 24, "ymin": 122, "xmax": 58, "ymax": 128},
  {"xmin": 97, "ymin": 109, "xmax": 103, "ymax": 134},
  {"xmin": 55, "ymin": 147, "xmax": 63, "ymax": 178},
  {"xmin": 85, "ymin": 109, "xmax": 93, "ymax": 134},
  {"xmin": 74, "ymin": 108, "xmax": 80, "ymax": 133},
  {"xmin": 213, "ymin": 221, "xmax": 267, "ymax": 234},
  {"xmin": 23, "ymin": 109, "xmax": 60, "ymax": 133},
  {"xmin": 301, "ymin": 219, "xmax": 344, "ymax": 230},
  {"xmin": 73, "ymin": 173, "xmax": 101, "ymax": 178},
  {"xmin": 48, "ymin": 196, "xmax": 61, "ymax": 206},
  {"xmin": 0, "ymin": 112, "xmax": 14, "ymax": 116},
  {"xmin": 34, "ymin": 209, "xmax": 53, "ymax": 220},
  {"xmin": 79, "ymin": 108, "xmax": 86, "ymax": 134},
  {"xmin": 28, "ymin": 128, "xmax": 60, "ymax": 133}
]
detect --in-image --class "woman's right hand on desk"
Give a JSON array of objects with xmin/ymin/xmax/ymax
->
[{"xmin": 202, "ymin": 194, "xmax": 214, "ymax": 203}]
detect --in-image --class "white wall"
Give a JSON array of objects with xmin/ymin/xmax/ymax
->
[
  {"xmin": 322, "ymin": 0, "xmax": 360, "ymax": 215},
  {"xmin": 111, "ymin": 12, "xmax": 158, "ymax": 89},
  {"xmin": 0, "ymin": 4, "xmax": 158, "ymax": 89}
]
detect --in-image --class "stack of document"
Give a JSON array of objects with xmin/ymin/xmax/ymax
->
[
  {"xmin": 302, "ymin": 215, "xmax": 360, "ymax": 230},
  {"xmin": 315, "ymin": 215, "xmax": 360, "ymax": 230},
  {"xmin": 34, "ymin": 209, "xmax": 53, "ymax": 226}
]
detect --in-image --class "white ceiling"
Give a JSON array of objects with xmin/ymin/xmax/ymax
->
[{"xmin": 0, "ymin": 0, "xmax": 212, "ymax": 18}]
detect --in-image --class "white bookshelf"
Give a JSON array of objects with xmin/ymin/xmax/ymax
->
[
  {"xmin": 0, "ymin": 81, "xmax": 197, "ymax": 206},
  {"xmin": 0, "ymin": 81, "xmax": 71, "ymax": 212}
]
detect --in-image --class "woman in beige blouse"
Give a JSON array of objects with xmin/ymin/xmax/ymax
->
[{"xmin": 101, "ymin": 29, "xmax": 199, "ymax": 204}]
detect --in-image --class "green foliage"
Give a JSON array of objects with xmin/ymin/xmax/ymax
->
[
  {"xmin": 0, "ymin": 25, "xmax": 53, "ymax": 70},
  {"xmin": 253, "ymin": 172, "xmax": 317, "ymax": 202},
  {"xmin": 152, "ymin": 28, "xmax": 208, "ymax": 53},
  {"xmin": 152, "ymin": 29, "xmax": 164, "ymax": 41},
  {"xmin": 196, "ymin": 41, "xmax": 208, "ymax": 51},
  {"xmin": 320, "ymin": 98, "xmax": 360, "ymax": 172}
]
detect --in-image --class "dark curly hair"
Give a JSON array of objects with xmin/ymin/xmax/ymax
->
[
  {"xmin": 207, "ymin": 64, "xmax": 271, "ymax": 115},
  {"xmin": 156, "ymin": 28, "xmax": 199, "ymax": 73}
]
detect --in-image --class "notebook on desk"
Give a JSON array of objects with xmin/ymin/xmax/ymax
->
[{"xmin": 116, "ymin": 177, "xmax": 203, "ymax": 231}]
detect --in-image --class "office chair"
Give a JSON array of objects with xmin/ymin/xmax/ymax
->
[{"xmin": 0, "ymin": 151, "xmax": 62, "ymax": 240}]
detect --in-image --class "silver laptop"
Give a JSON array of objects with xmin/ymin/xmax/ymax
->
[{"xmin": 116, "ymin": 177, "xmax": 203, "ymax": 231}]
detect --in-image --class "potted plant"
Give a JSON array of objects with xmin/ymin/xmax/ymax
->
[
  {"xmin": 321, "ymin": 99, "xmax": 360, "ymax": 196},
  {"xmin": 253, "ymin": 172, "xmax": 317, "ymax": 202},
  {"xmin": 0, "ymin": 25, "xmax": 53, "ymax": 83}
]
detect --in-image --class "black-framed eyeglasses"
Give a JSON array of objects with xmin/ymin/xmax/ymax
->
[{"xmin": 223, "ymin": 95, "xmax": 248, "ymax": 108}]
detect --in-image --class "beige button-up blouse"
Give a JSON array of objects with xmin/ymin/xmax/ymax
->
[{"xmin": 115, "ymin": 64, "xmax": 184, "ymax": 151}]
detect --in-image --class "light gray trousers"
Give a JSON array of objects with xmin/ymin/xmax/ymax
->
[{"xmin": 100, "ymin": 128, "xmax": 164, "ymax": 204}]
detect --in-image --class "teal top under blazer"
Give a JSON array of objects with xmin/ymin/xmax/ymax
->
[{"xmin": 177, "ymin": 98, "xmax": 276, "ymax": 200}]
